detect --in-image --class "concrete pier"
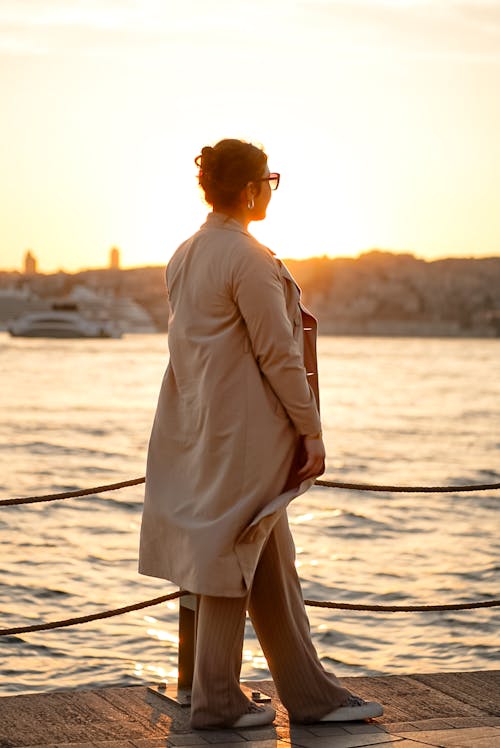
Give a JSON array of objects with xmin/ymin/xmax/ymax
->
[{"xmin": 0, "ymin": 671, "xmax": 498, "ymax": 748}]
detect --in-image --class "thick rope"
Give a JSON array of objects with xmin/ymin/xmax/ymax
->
[
  {"xmin": 0, "ymin": 478, "xmax": 146, "ymax": 506},
  {"xmin": 2, "ymin": 477, "xmax": 500, "ymax": 506},
  {"xmin": 316, "ymin": 479, "xmax": 500, "ymax": 493},
  {"xmin": 0, "ymin": 594, "xmax": 498, "ymax": 636},
  {"xmin": 303, "ymin": 599, "xmax": 500, "ymax": 612},
  {"xmin": 0, "ymin": 590, "xmax": 187, "ymax": 636}
]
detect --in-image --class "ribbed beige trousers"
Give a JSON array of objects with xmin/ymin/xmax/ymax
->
[{"xmin": 190, "ymin": 512, "xmax": 351, "ymax": 729}]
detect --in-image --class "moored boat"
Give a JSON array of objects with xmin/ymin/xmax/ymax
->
[{"xmin": 7, "ymin": 303, "xmax": 122, "ymax": 338}]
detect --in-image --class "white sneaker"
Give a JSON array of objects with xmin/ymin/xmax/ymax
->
[
  {"xmin": 232, "ymin": 702, "xmax": 276, "ymax": 728},
  {"xmin": 320, "ymin": 694, "xmax": 384, "ymax": 722}
]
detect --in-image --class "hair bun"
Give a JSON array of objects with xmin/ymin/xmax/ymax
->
[
  {"xmin": 195, "ymin": 146, "xmax": 216, "ymax": 173},
  {"xmin": 195, "ymin": 139, "xmax": 267, "ymax": 209}
]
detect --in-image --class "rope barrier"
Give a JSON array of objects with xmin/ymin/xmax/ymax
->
[
  {"xmin": 315, "ymin": 479, "xmax": 500, "ymax": 493},
  {"xmin": 1, "ymin": 594, "xmax": 497, "ymax": 636},
  {"xmin": 303, "ymin": 599, "xmax": 500, "ymax": 612},
  {"xmin": 1, "ymin": 477, "xmax": 498, "ymax": 636},
  {"xmin": 2, "ymin": 477, "xmax": 499, "ymax": 506},
  {"xmin": 0, "ymin": 591, "xmax": 187, "ymax": 636},
  {"xmin": 0, "ymin": 478, "xmax": 146, "ymax": 507}
]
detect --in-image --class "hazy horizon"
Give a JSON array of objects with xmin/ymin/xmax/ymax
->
[{"xmin": 2, "ymin": 245, "xmax": 500, "ymax": 277}]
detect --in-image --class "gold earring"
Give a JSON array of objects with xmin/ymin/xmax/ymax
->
[{"xmin": 247, "ymin": 198, "xmax": 255, "ymax": 210}]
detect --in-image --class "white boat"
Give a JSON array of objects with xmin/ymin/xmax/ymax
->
[{"xmin": 7, "ymin": 303, "xmax": 122, "ymax": 339}]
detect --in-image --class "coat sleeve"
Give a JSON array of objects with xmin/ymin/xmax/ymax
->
[{"xmin": 231, "ymin": 242, "xmax": 321, "ymax": 436}]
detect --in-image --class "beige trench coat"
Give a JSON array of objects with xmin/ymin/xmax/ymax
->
[{"xmin": 139, "ymin": 213, "xmax": 322, "ymax": 597}]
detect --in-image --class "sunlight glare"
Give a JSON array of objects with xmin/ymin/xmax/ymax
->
[
  {"xmin": 291, "ymin": 512, "xmax": 315, "ymax": 524},
  {"xmin": 146, "ymin": 627, "xmax": 179, "ymax": 645}
]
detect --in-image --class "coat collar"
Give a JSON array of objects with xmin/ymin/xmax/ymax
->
[
  {"xmin": 201, "ymin": 212, "xmax": 251, "ymax": 237},
  {"xmin": 200, "ymin": 212, "xmax": 281, "ymax": 260}
]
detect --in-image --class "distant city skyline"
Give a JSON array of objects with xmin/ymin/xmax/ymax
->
[
  {"xmin": 1, "ymin": 1, "xmax": 500, "ymax": 272},
  {"xmin": 4, "ymin": 242, "xmax": 500, "ymax": 277},
  {"xmin": 6, "ymin": 247, "xmax": 123, "ymax": 275}
]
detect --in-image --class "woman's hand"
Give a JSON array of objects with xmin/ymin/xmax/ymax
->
[{"xmin": 297, "ymin": 435, "xmax": 326, "ymax": 480}]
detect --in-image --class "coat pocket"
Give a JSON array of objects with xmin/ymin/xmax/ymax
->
[{"xmin": 261, "ymin": 375, "xmax": 289, "ymax": 422}]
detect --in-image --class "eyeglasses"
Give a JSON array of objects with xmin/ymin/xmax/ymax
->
[{"xmin": 255, "ymin": 172, "xmax": 280, "ymax": 191}]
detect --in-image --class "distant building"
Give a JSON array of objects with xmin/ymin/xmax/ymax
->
[
  {"xmin": 109, "ymin": 247, "xmax": 120, "ymax": 270},
  {"xmin": 24, "ymin": 250, "xmax": 37, "ymax": 275}
]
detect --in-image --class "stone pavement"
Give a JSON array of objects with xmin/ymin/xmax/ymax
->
[{"xmin": 0, "ymin": 671, "xmax": 498, "ymax": 748}]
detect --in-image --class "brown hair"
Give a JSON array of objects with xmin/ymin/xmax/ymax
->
[{"xmin": 195, "ymin": 139, "xmax": 268, "ymax": 210}]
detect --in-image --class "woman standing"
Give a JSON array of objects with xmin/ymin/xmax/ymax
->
[{"xmin": 139, "ymin": 139, "xmax": 383, "ymax": 729}]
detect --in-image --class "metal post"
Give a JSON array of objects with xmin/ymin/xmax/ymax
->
[
  {"xmin": 178, "ymin": 593, "xmax": 198, "ymax": 691},
  {"xmin": 148, "ymin": 592, "xmax": 197, "ymax": 707}
]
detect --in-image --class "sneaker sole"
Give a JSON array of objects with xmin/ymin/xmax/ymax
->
[
  {"xmin": 232, "ymin": 706, "xmax": 276, "ymax": 728},
  {"xmin": 320, "ymin": 701, "xmax": 384, "ymax": 722}
]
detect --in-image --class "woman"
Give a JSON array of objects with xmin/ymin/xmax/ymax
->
[{"xmin": 139, "ymin": 139, "xmax": 383, "ymax": 729}]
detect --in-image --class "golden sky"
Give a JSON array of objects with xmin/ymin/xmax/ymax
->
[{"xmin": 1, "ymin": 0, "xmax": 499, "ymax": 272}]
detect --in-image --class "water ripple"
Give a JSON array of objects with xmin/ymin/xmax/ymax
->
[{"xmin": 1, "ymin": 333, "xmax": 498, "ymax": 694}]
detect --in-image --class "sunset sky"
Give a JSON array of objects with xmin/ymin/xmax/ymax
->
[{"xmin": 1, "ymin": 0, "xmax": 499, "ymax": 272}]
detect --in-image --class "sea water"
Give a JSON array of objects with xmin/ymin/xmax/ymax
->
[{"xmin": 0, "ymin": 333, "xmax": 498, "ymax": 695}]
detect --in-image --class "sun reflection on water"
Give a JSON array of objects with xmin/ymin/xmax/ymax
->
[
  {"xmin": 1, "ymin": 334, "xmax": 498, "ymax": 693},
  {"xmin": 146, "ymin": 628, "xmax": 179, "ymax": 645},
  {"xmin": 134, "ymin": 662, "xmax": 178, "ymax": 682},
  {"xmin": 291, "ymin": 512, "xmax": 315, "ymax": 524}
]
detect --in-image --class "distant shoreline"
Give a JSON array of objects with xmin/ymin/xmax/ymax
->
[
  {"xmin": 2, "ymin": 251, "xmax": 500, "ymax": 338},
  {"xmin": 1, "ymin": 329, "xmax": 498, "ymax": 340},
  {"xmin": 317, "ymin": 322, "xmax": 500, "ymax": 339}
]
